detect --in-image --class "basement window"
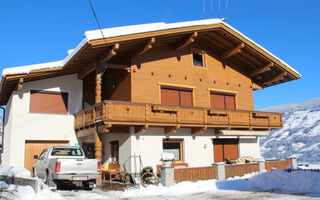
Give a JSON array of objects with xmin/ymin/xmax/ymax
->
[{"xmin": 192, "ymin": 53, "xmax": 204, "ymax": 67}]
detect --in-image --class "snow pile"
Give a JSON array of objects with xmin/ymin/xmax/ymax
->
[
  {"xmin": 111, "ymin": 179, "xmax": 218, "ymax": 198},
  {"xmin": 108, "ymin": 170, "xmax": 320, "ymax": 198},
  {"xmin": 245, "ymin": 170, "xmax": 320, "ymax": 194},
  {"xmin": 0, "ymin": 165, "xmax": 31, "ymax": 178},
  {"xmin": 161, "ymin": 152, "xmax": 175, "ymax": 161}
]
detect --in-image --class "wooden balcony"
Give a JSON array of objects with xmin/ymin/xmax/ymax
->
[{"xmin": 74, "ymin": 100, "xmax": 282, "ymax": 137}]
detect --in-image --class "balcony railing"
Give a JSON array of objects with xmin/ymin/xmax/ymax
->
[{"xmin": 74, "ymin": 100, "xmax": 282, "ymax": 134}]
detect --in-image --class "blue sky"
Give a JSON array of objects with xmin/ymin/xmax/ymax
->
[{"xmin": 0, "ymin": 0, "xmax": 319, "ymax": 109}]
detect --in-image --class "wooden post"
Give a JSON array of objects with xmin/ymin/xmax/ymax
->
[
  {"xmin": 95, "ymin": 132, "xmax": 102, "ymax": 182},
  {"xmin": 95, "ymin": 61, "xmax": 103, "ymax": 182},
  {"xmin": 95, "ymin": 61, "xmax": 102, "ymax": 104}
]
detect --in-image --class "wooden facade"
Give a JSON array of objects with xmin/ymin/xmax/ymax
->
[{"xmin": 0, "ymin": 20, "xmax": 301, "ymax": 178}]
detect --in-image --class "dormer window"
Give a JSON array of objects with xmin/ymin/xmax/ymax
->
[{"xmin": 192, "ymin": 52, "xmax": 205, "ymax": 68}]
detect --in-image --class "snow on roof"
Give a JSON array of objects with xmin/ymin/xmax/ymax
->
[
  {"xmin": 2, "ymin": 18, "xmax": 300, "ymax": 77},
  {"xmin": 2, "ymin": 60, "xmax": 63, "ymax": 76}
]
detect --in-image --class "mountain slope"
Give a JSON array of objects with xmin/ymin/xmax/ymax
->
[{"xmin": 260, "ymin": 98, "xmax": 320, "ymax": 162}]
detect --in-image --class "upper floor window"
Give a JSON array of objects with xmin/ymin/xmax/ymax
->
[
  {"xmin": 193, "ymin": 52, "xmax": 204, "ymax": 67},
  {"xmin": 161, "ymin": 86, "xmax": 193, "ymax": 106},
  {"xmin": 30, "ymin": 90, "xmax": 68, "ymax": 114},
  {"xmin": 210, "ymin": 91, "xmax": 236, "ymax": 110}
]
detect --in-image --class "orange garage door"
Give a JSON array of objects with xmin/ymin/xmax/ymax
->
[{"xmin": 25, "ymin": 140, "xmax": 69, "ymax": 172}]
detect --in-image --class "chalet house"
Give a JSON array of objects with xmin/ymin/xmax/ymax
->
[{"xmin": 0, "ymin": 19, "xmax": 300, "ymax": 174}]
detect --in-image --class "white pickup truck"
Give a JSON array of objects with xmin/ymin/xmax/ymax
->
[{"xmin": 32, "ymin": 146, "xmax": 100, "ymax": 189}]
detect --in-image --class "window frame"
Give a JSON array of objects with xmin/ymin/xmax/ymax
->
[
  {"xmin": 162, "ymin": 138, "xmax": 184, "ymax": 163},
  {"xmin": 160, "ymin": 85, "xmax": 193, "ymax": 107},
  {"xmin": 208, "ymin": 89, "xmax": 237, "ymax": 110},
  {"xmin": 29, "ymin": 90, "xmax": 69, "ymax": 115},
  {"xmin": 191, "ymin": 49, "xmax": 207, "ymax": 69}
]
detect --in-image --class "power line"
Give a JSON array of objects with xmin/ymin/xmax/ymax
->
[
  {"xmin": 87, "ymin": 0, "xmax": 106, "ymax": 40},
  {"xmin": 218, "ymin": 0, "xmax": 221, "ymax": 18}
]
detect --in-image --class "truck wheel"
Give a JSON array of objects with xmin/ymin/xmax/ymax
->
[
  {"xmin": 83, "ymin": 181, "xmax": 92, "ymax": 190},
  {"xmin": 45, "ymin": 170, "xmax": 56, "ymax": 188},
  {"xmin": 32, "ymin": 168, "xmax": 37, "ymax": 178},
  {"xmin": 44, "ymin": 171, "xmax": 50, "ymax": 185}
]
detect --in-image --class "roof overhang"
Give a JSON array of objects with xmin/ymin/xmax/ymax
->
[{"xmin": 0, "ymin": 19, "xmax": 301, "ymax": 106}]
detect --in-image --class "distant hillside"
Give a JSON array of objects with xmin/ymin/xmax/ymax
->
[{"xmin": 260, "ymin": 98, "xmax": 320, "ymax": 162}]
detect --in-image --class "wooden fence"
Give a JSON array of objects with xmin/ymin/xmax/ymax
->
[
  {"xmin": 265, "ymin": 160, "xmax": 291, "ymax": 171},
  {"xmin": 174, "ymin": 166, "xmax": 217, "ymax": 182},
  {"xmin": 225, "ymin": 163, "xmax": 259, "ymax": 179},
  {"xmin": 173, "ymin": 159, "xmax": 293, "ymax": 182}
]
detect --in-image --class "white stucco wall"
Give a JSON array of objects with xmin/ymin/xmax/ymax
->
[
  {"xmin": 99, "ymin": 129, "xmax": 263, "ymax": 174},
  {"xmin": 3, "ymin": 74, "xmax": 82, "ymax": 167},
  {"xmin": 124, "ymin": 127, "xmax": 216, "ymax": 174},
  {"xmin": 238, "ymin": 136, "xmax": 261, "ymax": 158}
]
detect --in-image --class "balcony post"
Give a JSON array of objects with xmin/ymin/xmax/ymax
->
[{"xmin": 95, "ymin": 61, "xmax": 102, "ymax": 182}]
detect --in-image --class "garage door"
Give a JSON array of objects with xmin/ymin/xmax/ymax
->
[{"xmin": 25, "ymin": 140, "xmax": 69, "ymax": 172}]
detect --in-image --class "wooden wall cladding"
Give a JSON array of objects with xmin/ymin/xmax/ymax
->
[
  {"xmin": 30, "ymin": 90, "xmax": 68, "ymax": 114},
  {"xmin": 102, "ymin": 68, "xmax": 131, "ymax": 102},
  {"xmin": 130, "ymin": 45, "xmax": 254, "ymax": 110}
]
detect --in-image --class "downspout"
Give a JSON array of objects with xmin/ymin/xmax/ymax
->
[{"xmin": 0, "ymin": 106, "xmax": 5, "ymax": 164}]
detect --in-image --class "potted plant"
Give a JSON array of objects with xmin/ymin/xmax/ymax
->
[{"xmin": 161, "ymin": 152, "xmax": 175, "ymax": 166}]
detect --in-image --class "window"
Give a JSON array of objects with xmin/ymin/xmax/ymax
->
[
  {"xmin": 163, "ymin": 139, "xmax": 183, "ymax": 162},
  {"xmin": 110, "ymin": 140, "xmax": 119, "ymax": 162},
  {"xmin": 193, "ymin": 53, "xmax": 204, "ymax": 67},
  {"xmin": 51, "ymin": 148, "xmax": 83, "ymax": 156},
  {"xmin": 213, "ymin": 139, "xmax": 239, "ymax": 163},
  {"xmin": 210, "ymin": 92, "xmax": 236, "ymax": 109},
  {"xmin": 161, "ymin": 86, "xmax": 193, "ymax": 106},
  {"xmin": 30, "ymin": 90, "xmax": 68, "ymax": 114}
]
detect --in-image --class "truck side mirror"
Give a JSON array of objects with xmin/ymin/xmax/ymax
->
[{"xmin": 33, "ymin": 155, "xmax": 38, "ymax": 159}]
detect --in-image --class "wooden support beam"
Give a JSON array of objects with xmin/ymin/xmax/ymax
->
[
  {"xmin": 95, "ymin": 61, "xmax": 101, "ymax": 104},
  {"xmin": 78, "ymin": 62, "xmax": 96, "ymax": 79},
  {"xmin": 135, "ymin": 125, "xmax": 149, "ymax": 133},
  {"xmin": 133, "ymin": 37, "xmax": 155, "ymax": 57},
  {"xmin": 221, "ymin": 43, "xmax": 244, "ymax": 60},
  {"xmin": 15, "ymin": 78, "xmax": 23, "ymax": 91},
  {"xmin": 264, "ymin": 71, "xmax": 287, "ymax": 84},
  {"xmin": 97, "ymin": 123, "xmax": 112, "ymax": 134},
  {"xmin": 191, "ymin": 126, "xmax": 207, "ymax": 135},
  {"xmin": 94, "ymin": 131, "xmax": 102, "ymax": 182},
  {"xmin": 165, "ymin": 125, "xmax": 180, "ymax": 134},
  {"xmin": 174, "ymin": 32, "xmax": 198, "ymax": 50},
  {"xmin": 100, "ymin": 43, "xmax": 120, "ymax": 64},
  {"xmin": 250, "ymin": 63, "xmax": 273, "ymax": 76}
]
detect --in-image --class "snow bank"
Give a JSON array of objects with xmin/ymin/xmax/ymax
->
[
  {"xmin": 218, "ymin": 170, "xmax": 320, "ymax": 195},
  {"xmin": 0, "ymin": 165, "xmax": 31, "ymax": 178},
  {"xmin": 111, "ymin": 170, "xmax": 320, "ymax": 198}
]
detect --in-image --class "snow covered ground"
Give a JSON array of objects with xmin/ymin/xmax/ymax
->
[{"xmin": 0, "ymin": 165, "xmax": 320, "ymax": 200}]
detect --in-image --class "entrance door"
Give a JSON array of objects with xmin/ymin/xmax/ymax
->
[
  {"xmin": 110, "ymin": 141, "xmax": 119, "ymax": 162},
  {"xmin": 82, "ymin": 142, "xmax": 95, "ymax": 159},
  {"xmin": 213, "ymin": 139, "xmax": 239, "ymax": 163},
  {"xmin": 25, "ymin": 140, "xmax": 68, "ymax": 172}
]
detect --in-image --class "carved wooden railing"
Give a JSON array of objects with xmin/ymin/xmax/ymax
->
[{"xmin": 74, "ymin": 100, "xmax": 282, "ymax": 131}]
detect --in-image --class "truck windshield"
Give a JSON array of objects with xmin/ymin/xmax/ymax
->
[{"xmin": 51, "ymin": 148, "xmax": 83, "ymax": 156}]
